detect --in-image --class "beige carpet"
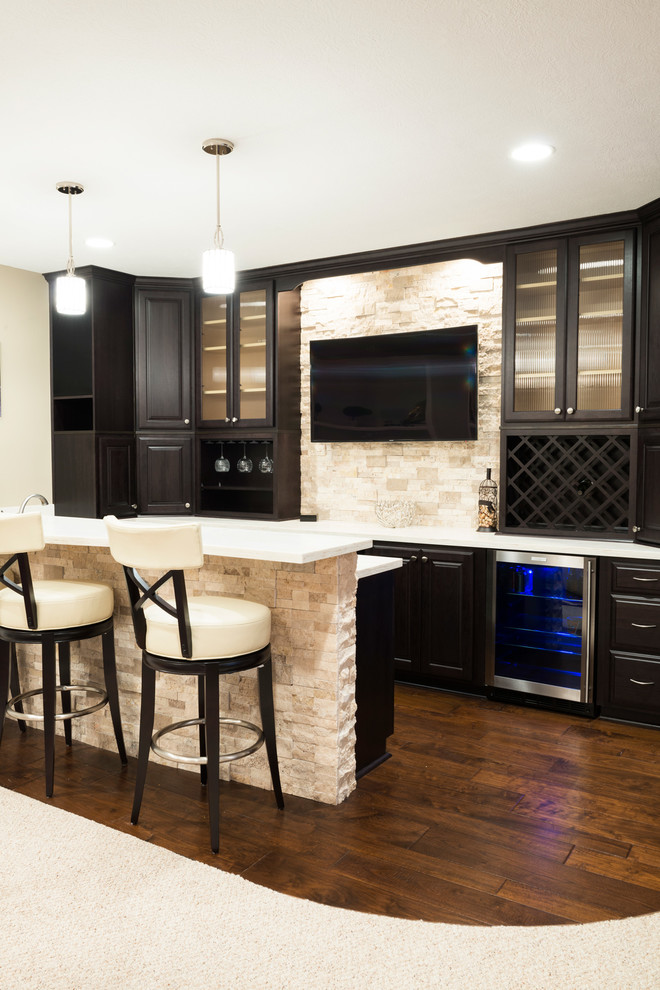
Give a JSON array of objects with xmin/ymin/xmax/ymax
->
[{"xmin": 1, "ymin": 787, "xmax": 659, "ymax": 990}]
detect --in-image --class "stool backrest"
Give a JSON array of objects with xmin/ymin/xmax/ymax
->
[
  {"xmin": 0, "ymin": 513, "xmax": 45, "ymax": 629},
  {"xmin": 104, "ymin": 516, "xmax": 204, "ymax": 658}
]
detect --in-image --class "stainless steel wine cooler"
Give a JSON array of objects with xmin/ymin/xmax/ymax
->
[{"xmin": 486, "ymin": 550, "xmax": 596, "ymax": 710}]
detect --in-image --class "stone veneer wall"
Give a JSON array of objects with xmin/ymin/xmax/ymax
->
[
  {"xmin": 17, "ymin": 545, "xmax": 359, "ymax": 806},
  {"xmin": 300, "ymin": 258, "xmax": 503, "ymax": 527}
]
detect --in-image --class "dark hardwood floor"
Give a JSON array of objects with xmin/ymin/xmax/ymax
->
[{"xmin": 2, "ymin": 684, "xmax": 660, "ymax": 926}]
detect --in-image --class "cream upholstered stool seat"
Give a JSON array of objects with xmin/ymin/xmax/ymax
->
[
  {"xmin": 104, "ymin": 515, "xmax": 284, "ymax": 854},
  {"xmin": 0, "ymin": 513, "xmax": 127, "ymax": 796}
]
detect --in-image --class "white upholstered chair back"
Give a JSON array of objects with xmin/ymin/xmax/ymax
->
[
  {"xmin": 0, "ymin": 513, "xmax": 46, "ymax": 555},
  {"xmin": 103, "ymin": 516, "xmax": 204, "ymax": 571}
]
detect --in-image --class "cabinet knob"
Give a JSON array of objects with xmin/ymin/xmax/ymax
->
[
  {"xmin": 636, "ymin": 406, "xmax": 645, "ymax": 413},
  {"xmin": 421, "ymin": 556, "xmax": 428, "ymax": 563},
  {"xmin": 632, "ymin": 525, "xmax": 641, "ymax": 533},
  {"xmin": 410, "ymin": 555, "xmax": 417, "ymax": 562},
  {"xmin": 185, "ymin": 502, "xmax": 191, "ymax": 509},
  {"xmin": 224, "ymin": 417, "xmax": 230, "ymax": 423},
  {"xmin": 566, "ymin": 407, "xmax": 575, "ymax": 415},
  {"xmin": 232, "ymin": 416, "xmax": 238, "ymax": 423},
  {"xmin": 131, "ymin": 504, "xmax": 137, "ymax": 510},
  {"xmin": 184, "ymin": 418, "xmax": 190, "ymax": 425},
  {"xmin": 554, "ymin": 407, "xmax": 562, "ymax": 415}
]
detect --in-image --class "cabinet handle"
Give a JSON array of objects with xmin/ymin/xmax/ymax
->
[
  {"xmin": 631, "ymin": 622, "xmax": 657, "ymax": 629},
  {"xmin": 421, "ymin": 556, "xmax": 428, "ymax": 563},
  {"xmin": 630, "ymin": 678, "xmax": 655, "ymax": 686},
  {"xmin": 184, "ymin": 418, "xmax": 190, "ymax": 425},
  {"xmin": 566, "ymin": 407, "xmax": 575, "ymax": 415},
  {"xmin": 554, "ymin": 407, "xmax": 562, "ymax": 415},
  {"xmin": 184, "ymin": 502, "xmax": 191, "ymax": 509},
  {"xmin": 636, "ymin": 406, "xmax": 645, "ymax": 413},
  {"xmin": 632, "ymin": 575, "xmax": 658, "ymax": 582}
]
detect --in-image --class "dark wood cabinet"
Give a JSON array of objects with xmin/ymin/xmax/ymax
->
[
  {"xmin": 197, "ymin": 430, "xmax": 300, "ymax": 520},
  {"xmin": 197, "ymin": 282, "xmax": 300, "ymax": 433},
  {"xmin": 45, "ymin": 266, "xmax": 135, "ymax": 518},
  {"xmin": 355, "ymin": 568, "xmax": 395, "ymax": 777},
  {"xmin": 365, "ymin": 542, "xmax": 486, "ymax": 688},
  {"xmin": 137, "ymin": 436, "xmax": 193, "ymax": 514},
  {"xmin": 597, "ymin": 558, "xmax": 660, "ymax": 725},
  {"xmin": 135, "ymin": 281, "xmax": 194, "ymax": 431},
  {"xmin": 503, "ymin": 231, "xmax": 635, "ymax": 425},
  {"xmin": 636, "ymin": 213, "xmax": 660, "ymax": 421},
  {"xmin": 98, "ymin": 436, "xmax": 136, "ymax": 517}
]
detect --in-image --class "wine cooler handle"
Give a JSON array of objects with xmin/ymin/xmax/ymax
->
[{"xmin": 584, "ymin": 559, "xmax": 594, "ymax": 704}]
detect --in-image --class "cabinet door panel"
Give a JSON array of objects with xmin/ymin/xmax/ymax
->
[
  {"xmin": 136, "ymin": 289, "xmax": 192, "ymax": 430},
  {"xmin": 565, "ymin": 232, "xmax": 634, "ymax": 422},
  {"xmin": 98, "ymin": 436, "xmax": 136, "ymax": 517},
  {"xmin": 503, "ymin": 240, "xmax": 566, "ymax": 422},
  {"xmin": 364, "ymin": 545, "xmax": 421, "ymax": 671},
  {"xmin": 421, "ymin": 550, "xmax": 475, "ymax": 680},
  {"xmin": 137, "ymin": 436, "xmax": 193, "ymax": 514}
]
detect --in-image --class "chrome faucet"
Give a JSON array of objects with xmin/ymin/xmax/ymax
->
[{"xmin": 18, "ymin": 493, "xmax": 49, "ymax": 513}]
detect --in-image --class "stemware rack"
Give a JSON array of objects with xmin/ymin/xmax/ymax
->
[{"xmin": 198, "ymin": 438, "xmax": 275, "ymax": 516}]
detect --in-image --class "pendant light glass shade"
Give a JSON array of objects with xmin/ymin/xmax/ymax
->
[
  {"xmin": 54, "ymin": 273, "xmax": 87, "ymax": 315},
  {"xmin": 55, "ymin": 181, "xmax": 86, "ymax": 316},
  {"xmin": 202, "ymin": 247, "xmax": 235, "ymax": 294},
  {"xmin": 202, "ymin": 139, "xmax": 235, "ymax": 295}
]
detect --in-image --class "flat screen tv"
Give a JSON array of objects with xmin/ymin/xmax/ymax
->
[{"xmin": 310, "ymin": 325, "xmax": 478, "ymax": 442}]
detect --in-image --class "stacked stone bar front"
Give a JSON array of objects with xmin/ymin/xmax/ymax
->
[{"xmin": 17, "ymin": 543, "xmax": 359, "ymax": 805}]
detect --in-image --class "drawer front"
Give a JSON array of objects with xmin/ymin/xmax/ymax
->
[
  {"xmin": 613, "ymin": 599, "xmax": 660, "ymax": 651},
  {"xmin": 612, "ymin": 562, "xmax": 660, "ymax": 595},
  {"xmin": 612, "ymin": 653, "xmax": 660, "ymax": 713}
]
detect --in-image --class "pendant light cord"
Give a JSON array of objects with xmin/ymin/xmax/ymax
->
[
  {"xmin": 66, "ymin": 190, "xmax": 76, "ymax": 276},
  {"xmin": 213, "ymin": 151, "xmax": 225, "ymax": 250}
]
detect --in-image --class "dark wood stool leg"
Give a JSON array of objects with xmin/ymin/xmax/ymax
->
[
  {"xmin": 9, "ymin": 645, "xmax": 26, "ymax": 733},
  {"xmin": 0, "ymin": 639, "xmax": 11, "ymax": 746},
  {"xmin": 101, "ymin": 626, "xmax": 127, "ymax": 765},
  {"xmin": 257, "ymin": 656, "xmax": 284, "ymax": 809},
  {"xmin": 197, "ymin": 675, "xmax": 207, "ymax": 785},
  {"xmin": 58, "ymin": 642, "xmax": 72, "ymax": 746},
  {"xmin": 204, "ymin": 673, "xmax": 220, "ymax": 853},
  {"xmin": 42, "ymin": 635, "xmax": 57, "ymax": 797},
  {"xmin": 131, "ymin": 659, "xmax": 156, "ymax": 826}
]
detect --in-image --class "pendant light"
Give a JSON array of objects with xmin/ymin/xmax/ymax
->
[
  {"xmin": 54, "ymin": 181, "xmax": 86, "ymax": 316},
  {"xmin": 201, "ymin": 138, "xmax": 235, "ymax": 294}
]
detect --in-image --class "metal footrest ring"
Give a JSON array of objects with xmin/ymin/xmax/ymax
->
[
  {"xmin": 151, "ymin": 716, "xmax": 265, "ymax": 766},
  {"xmin": 5, "ymin": 684, "xmax": 109, "ymax": 722}
]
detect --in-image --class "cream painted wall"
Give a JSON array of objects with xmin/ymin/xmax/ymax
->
[{"xmin": 0, "ymin": 265, "xmax": 51, "ymax": 506}]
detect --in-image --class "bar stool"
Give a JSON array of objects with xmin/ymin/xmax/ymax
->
[
  {"xmin": 0, "ymin": 512, "xmax": 127, "ymax": 795},
  {"xmin": 104, "ymin": 515, "xmax": 284, "ymax": 854}
]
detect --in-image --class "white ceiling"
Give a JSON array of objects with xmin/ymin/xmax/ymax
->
[{"xmin": 2, "ymin": 0, "xmax": 660, "ymax": 279}]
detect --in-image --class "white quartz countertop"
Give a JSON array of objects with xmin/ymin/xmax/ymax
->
[
  {"xmin": 40, "ymin": 515, "xmax": 373, "ymax": 565},
  {"xmin": 29, "ymin": 510, "xmax": 660, "ymax": 565}
]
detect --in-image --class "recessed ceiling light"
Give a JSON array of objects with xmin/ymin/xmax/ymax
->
[
  {"xmin": 85, "ymin": 236, "xmax": 114, "ymax": 249},
  {"xmin": 510, "ymin": 142, "xmax": 555, "ymax": 162}
]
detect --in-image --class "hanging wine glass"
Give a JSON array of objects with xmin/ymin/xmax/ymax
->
[
  {"xmin": 214, "ymin": 443, "xmax": 230, "ymax": 473},
  {"xmin": 237, "ymin": 442, "xmax": 253, "ymax": 473},
  {"xmin": 258, "ymin": 454, "xmax": 274, "ymax": 474}
]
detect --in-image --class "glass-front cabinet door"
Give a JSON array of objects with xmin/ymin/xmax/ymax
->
[
  {"xmin": 504, "ymin": 231, "xmax": 634, "ymax": 423},
  {"xmin": 505, "ymin": 240, "xmax": 567, "ymax": 421},
  {"xmin": 199, "ymin": 284, "xmax": 273, "ymax": 428},
  {"xmin": 566, "ymin": 232, "xmax": 634, "ymax": 422}
]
